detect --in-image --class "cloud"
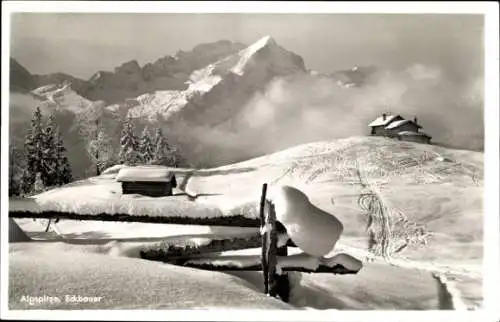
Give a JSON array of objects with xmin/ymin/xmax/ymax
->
[{"xmin": 176, "ymin": 64, "xmax": 483, "ymax": 167}]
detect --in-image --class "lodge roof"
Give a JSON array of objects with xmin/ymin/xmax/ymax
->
[
  {"xmin": 385, "ymin": 119, "xmax": 422, "ymax": 130},
  {"xmin": 368, "ymin": 114, "xmax": 401, "ymax": 127},
  {"xmin": 116, "ymin": 167, "xmax": 176, "ymax": 182}
]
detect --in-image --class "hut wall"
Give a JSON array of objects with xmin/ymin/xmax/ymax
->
[
  {"xmin": 122, "ymin": 181, "xmax": 173, "ymax": 197},
  {"xmin": 386, "ymin": 123, "xmax": 420, "ymax": 137},
  {"xmin": 399, "ymin": 135, "xmax": 431, "ymax": 144},
  {"xmin": 371, "ymin": 126, "xmax": 388, "ymax": 136}
]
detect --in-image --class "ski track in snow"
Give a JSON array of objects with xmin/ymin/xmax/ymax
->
[{"xmin": 10, "ymin": 138, "xmax": 483, "ymax": 310}]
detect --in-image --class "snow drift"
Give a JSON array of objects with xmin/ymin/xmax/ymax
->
[{"xmin": 9, "ymin": 242, "xmax": 293, "ymax": 310}]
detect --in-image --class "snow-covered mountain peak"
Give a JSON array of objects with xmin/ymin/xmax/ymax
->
[
  {"xmin": 123, "ymin": 36, "xmax": 306, "ymax": 123},
  {"xmin": 246, "ymin": 35, "xmax": 277, "ymax": 53},
  {"xmin": 230, "ymin": 35, "xmax": 303, "ymax": 76},
  {"xmin": 30, "ymin": 82, "xmax": 94, "ymax": 113}
]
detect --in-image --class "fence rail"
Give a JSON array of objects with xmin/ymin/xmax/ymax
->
[{"xmin": 8, "ymin": 183, "xmax": 360, "ymax": 303}]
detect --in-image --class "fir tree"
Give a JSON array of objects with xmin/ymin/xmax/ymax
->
[
  {"xmin": 54, "ymin": 130, "xmax": 72, "ymax": 185},
  {"xmin": 88, "ymin": 128, "xmax": 114, "ymax": 175},
  {"xmin": 151, "ymin": 128, "xmax": 180, "ymax": 167},
  {"xmin": 119, "ymin": 116, "xmax": 139, "ymax": 165},
  {"xmin": 9, "ymin": 144, "xmax": 23, "ymax": 196},
  {"xmin": 33, "ymin": 172, "xmax": 45, "ymax": 194},
  {"xmin": 20, "ymin": 107, "xmax": 45, "ymax": 194},
  {"xmin": 151, "ymin": 128, "xmax": 167, "ymax": 165},
  {"xmin": 165, "ymin": 145, "xmax": 181, "ymax": 167},
  {"xmin": 41, "ymin": 114, "xmax": 59, "ymax": 187},
  {"xmin": 138, "ymin": 126, "xmax": 154, "ymax": 164}
]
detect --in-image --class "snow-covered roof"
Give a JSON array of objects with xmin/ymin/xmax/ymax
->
[
  {"xmin": 385, "ymin": 119, "xmax": 422, "ymax": 130},
  {"xmin": 398, "ymin": 131, "xmax": 432, "ymax": 138},
  {"xmin": 368, "ymin": 114, "xmax": 401, "ymax": 127},
  {"xmin": 116, "ymin": 167, "xmax": 176, "ymax": 182}
]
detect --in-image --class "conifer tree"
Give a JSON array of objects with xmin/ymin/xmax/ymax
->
[
  {"xmin": 151, "ymin": 128, "xmax": 180, "ymax": 167},
  {"xmin": 89, "ymin": 129, "xmax": 114, "ymax": 175},
  {"xmin": 20, "ymin": 107, "xmax": 45, "ymax": 193},
  {"xmin": 41, "ymin": 114, "xmax": 59, "ymax": 187},
  {"xmin": 119, "ymin": 116, "xmax": 139, "ymax": 165},
  {"xmin": 9, "ymin": 144, "xmax": 22, "ymax": 196},
  {"xmin": 151, "ymin": 128, "xmax": 166, "ymax": 165},
  {"xmin": 33, "ymin": 172, "xmax": 45, "ymax": 194},
  {"xmin": 138, "ymin": 126, "xmax": 154, "ymax": 164},
  {"xmin": 54, "ymin": 130, "xmax": 73, "ymax": 185}
]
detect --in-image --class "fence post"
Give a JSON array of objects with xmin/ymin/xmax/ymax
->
[
  {"xmin": 276, "ymin": 221, "xmax": 290, "ymax": 302},
  {"xmin": 267, "ymin": 203, "xmax": 290, "ymax": 302},
  {"xmin": 267, "ymin": 201, "xmax": 278, "ymax": 298},
  {"xmin": 259, "ymin": 183, "xmax": 269, "ymax": 295}
]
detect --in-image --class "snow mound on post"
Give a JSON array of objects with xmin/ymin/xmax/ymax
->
[{"xmin": 270, "ymin": 185, "xmax": 344, "ymax": 257}]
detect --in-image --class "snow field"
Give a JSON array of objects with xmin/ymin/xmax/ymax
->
[{"xmin": 8, "ymin": 136, "xmax": 484, "ymax": 310}]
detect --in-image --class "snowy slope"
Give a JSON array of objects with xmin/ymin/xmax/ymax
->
[
  {"xmin": 187, "ymin": 136, "xmax": 482, "ymax": 262},
  {"xmin": 183, "ymin": 136, "xmax": 483, "ymax": 308},
  {"xmin": 9, "ymin": 136, "xmax": 483, "ymax": 310},
  {"xmin": 9, "ymin": 242, "xmax": 293, "ymax": 310},
  {"xmin": 10, "ymin": 219, "xmax": 463, "ymax": 310}
]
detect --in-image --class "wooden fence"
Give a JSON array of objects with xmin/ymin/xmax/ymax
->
[{"xmin": 9, "ymin": 183, "xmax": 359, "ymax": 303}]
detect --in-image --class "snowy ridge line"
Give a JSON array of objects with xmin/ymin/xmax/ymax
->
[{"xmin": 9, "ymin": 210, "xmax": 261, "ymax": 228}]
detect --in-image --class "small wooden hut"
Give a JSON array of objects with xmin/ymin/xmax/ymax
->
[{"xmin": 116, "ymin": 167, "xmax": 177, "ymax": 197}]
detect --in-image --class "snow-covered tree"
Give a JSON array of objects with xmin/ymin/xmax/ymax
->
[
  {"xmin": 54, "ymin": 129, "xmax": 72, "ymax": 185},
  {"xmin": 41, "ymin": 114, "xmax": 59, "ymax": 187},
  {"xmin": 9, "ymin": 144, "xmax": 23, "ymax": 196},
  {"xmin": 33, "ymin": 172, "xmax": 45, "ymax": 194},
  {"xmin": 88, "ymin": 129, "xmax": 115, "ymax": 175},
  {"xmin": 138, "ymin": 127, "xmax": 154, "ymax": 164},
  {"xmin": 150, "ymin": 128, "xmax": 170, "ymax": 166},
  {"xmin": 119, "ymin": 116, "xmax": 139, "ymax": 165},
  {"xmin": 20, "ymin": 107, "xmax": 45, "ymax": 194},
  {"xmin": 150, "ymin": 128, "xmax": 183, "ymax": 167},
  {"xmin": 166, "ymin": 145, "xmax": 182, "ymax": 167}
]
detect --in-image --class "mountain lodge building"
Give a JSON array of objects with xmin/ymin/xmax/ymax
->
[{"xmin": 368, "ymin": 113, "xmax": 432, "ymax": 144}]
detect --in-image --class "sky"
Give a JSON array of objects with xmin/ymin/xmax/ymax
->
[
  {"xmin": 8, "ymin": 12, "xmax": 486, "ymax": 155},
  {"xmin": 11, "ymin": 13, "xmax": 483, "ymax": 81}
]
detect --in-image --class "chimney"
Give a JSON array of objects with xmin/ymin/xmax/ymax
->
[
  {"xmin": 382, "ymin": 113, "xmax": 387, "ymax": 121},
  {"xmin": 413, "ymin": 117, "xmax": 418, "ymax": 125}
]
